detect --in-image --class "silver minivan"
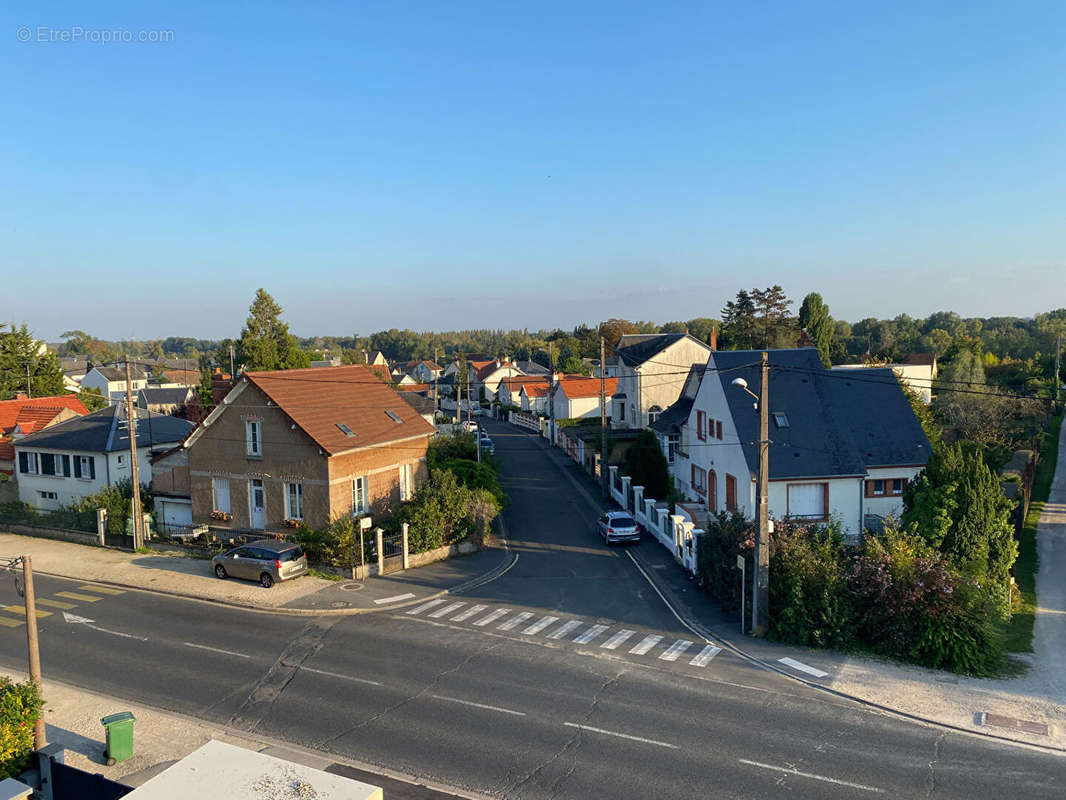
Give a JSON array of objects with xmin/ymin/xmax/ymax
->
[{"xmin": 212, "ymin": 540, "xmax": 308, "ymax": 588}]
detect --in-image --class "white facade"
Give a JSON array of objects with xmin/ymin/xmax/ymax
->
[
  {"xmin": 476, "ymin": 364, "xmax": 524, "ymax": 401},
  {"xmin": 833, "ymin": 363, "xmax": 936, "ymax": 404},
  {"xmin": 519, "ymin": 387, "xmax": 548, "ymax": 415},
  {"xmin": 614, "ymin": 335, "xmax": 711, "ymax": 429},
  {"xmin": 81, "ymin": 367, "xmax": 149, "ymax": 405},
  {"xmin": 551, "ymin": 387, "xmax": 603, "ymax": 420},
  {"xmin": 14, "ymin": 445, "xmax": 155, "ymax": 509}
]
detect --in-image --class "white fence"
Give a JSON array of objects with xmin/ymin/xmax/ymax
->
[
  {"xmin": 509, "ymin": 410, "xmax": 545, "ymax": 434},
  {"xmin": 607, "ymin": 465, "xmax": 700, "ymax": 576}
]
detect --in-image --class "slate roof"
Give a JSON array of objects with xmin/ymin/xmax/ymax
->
[
  {"xmin": 648, "ymin": 397, "xmax": 694, "ymax": 435},
  {"xmin": 399, "ymin": 392, "xmax": 435, "ymax": 418},
  {"xmin": 512, "ymin": 360, "xmax": 550, "ymax": 375},
  {"xmin": 242, "ymin": 365, "xmax": 435, "ymax": 455},
  {"xmin": 708, "ymin": 348, "xmax": 930, "ymax": 480},
  {"xmin": 16, "ymin": 404, "xmax": 193, "ymax": 453},
  {"xmin": 614, "ymin": 333, "xmax": 706, "ymax": 368},
  {"xmin": 137, "ymin": 387, "xmax": 194, "ymax": 406},
  {"xmin": 92, "ymin": 366, "xmax": 149, "ymax": 382},
  {"xmin": 0, "ymin": 396, "xmax": 88, "ymax": 433}
]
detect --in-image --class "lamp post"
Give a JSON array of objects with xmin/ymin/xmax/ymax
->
[{"xmin": 731, "ymin": 350, "xmax": 770, "ymax": 636}]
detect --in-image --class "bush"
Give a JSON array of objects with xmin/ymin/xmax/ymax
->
[
  {"xmin": 436, "ymin": 458, "xmax": 504, "ymax": 504},
  {"xmin": 623, "ymin": 429, "xmax": 671, "ymax": 499},
  {"xmin": 396, "ymin": 470, "xmax": 473, "ymax": 552},
  {"xmin": 696, "ymin": 512, "xmax": 752, "ymax": 611},
  {"xmin": 427, "ymin": 433, "xmax": 477, "ymax": 468},
  {"xmin": 0, "ymin": 678, "xmax": 42, "ymax": 779}
]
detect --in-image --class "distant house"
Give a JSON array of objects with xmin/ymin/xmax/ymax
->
[
  {"xmin": 137, "ymin": 386, "xmax": 196, "ymax": 415},
  {"xmin": 0, "ymin": 395, "xmax": 89, "ymax": 501},
  {"xmin": 512, "ymin": 360, "xmax": 550, "ymax": 376},
  {"xmin": 161, "ymin": 368, "xmax": 201, "ymax": 388},
  {"xmin": 612, "ymin": 334, "xmax": 712, "ymax": 430},
  {"xmin": 652, "ymin": 348, "xmax": 931, "ymax": 536},
  {"xmin": 404, "ymin": 360, "xmax": 442, "ymax": 383},
  {"xmin": 367, "ymin": 351, "xmax": 388, "ymax": 366},
  {"xmin": 182, "ymin": 365, "xmax": 435, "ymax": 533},
  {"xmin": 519, "ymin": 382, "xmax": 551, "ymax": 415},
  {"xmin": 81, "ymin": 365, "xmax": 150, "ymax": 405},
  {"xmin": 496, "ymin": 376, "xmax": 550, "ymax": 408},
  {"xmin": 552, "ymin": 377, "xmax": 618, "ymax": 421},
  {"xmin": 587, "ymin": 356, "xmax": 620, "ymax": 378},
  {"xmin": 474, "ymin": 360, "xmax": 525, "ymax": 401},
  {"xmin": 14, "ymin": 405, "xmax": 193, "ymax": 510},
  {"xmin": 833, "ymin": 354, "xmax": 938, "ymax": 404}
]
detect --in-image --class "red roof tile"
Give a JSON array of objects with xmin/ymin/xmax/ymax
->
[
  {"xmin": 556, "ymin": 377, "xmax": 618, "ymax": 399},
  {"xmin": 243, "ymin": 365, "xmax": 435, "ymax": 455},
  {"xmin": 0, "ymin": 396, "xmax": 88, "ymax": 434}
]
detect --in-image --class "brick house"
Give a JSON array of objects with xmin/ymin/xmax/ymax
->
[{"xmin": 183, "ymin": 365, "xmax": 434, "ymax": 532}]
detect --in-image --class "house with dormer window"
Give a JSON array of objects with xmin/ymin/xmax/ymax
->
[
  {"xmin": 181, "ymin": 365, "xmax": 434, "ymax": 532},
  {"xmin": 651, "ymin": 348, "xmax": 930, "ymax": 536}
]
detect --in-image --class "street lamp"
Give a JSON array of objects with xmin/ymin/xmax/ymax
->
[{"xmin": 731, "ymin": 352, "xmax": 770, "ymax": 637}]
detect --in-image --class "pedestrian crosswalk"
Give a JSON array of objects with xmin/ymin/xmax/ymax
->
[
  {"xmin": 0, "ymin": 583, "xmax": 125, "ymax": 629},
  {"xmin": 403, "ymin": 600, "xmax": 723, "ymax": 669}
]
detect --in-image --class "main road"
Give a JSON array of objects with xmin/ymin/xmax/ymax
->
[{"xmin": 0, "ymin": 418, "xmax": 1062, "ymax": 798}]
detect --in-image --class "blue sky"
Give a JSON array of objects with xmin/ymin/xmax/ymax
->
[{"xmin": 3, "ymin": 2, "xmax": 1064, "ymax": 340}]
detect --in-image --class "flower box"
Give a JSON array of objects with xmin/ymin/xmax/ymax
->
[{"xmin": 209, "ymin": 511, "xmax": 232, "ymax": 521}]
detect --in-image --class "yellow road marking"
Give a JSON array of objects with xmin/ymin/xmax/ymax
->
[
  {"xmin": 0, "ymin": 616, "xmax": 24, "ymax": 628},
  {"xmin": 79, "ymin": 585, "xmax": 124, "ymax": 596},
  {"xmin": 56, "ymin": 592, "xmax": 102, "ymax": 603},
  {"xmin": 3, "ymin": 605, "xmax": 51, "ymax": 618},
  {"xmin": 36, "ymin": 598, "xmax": 78, "ymax": 610}
]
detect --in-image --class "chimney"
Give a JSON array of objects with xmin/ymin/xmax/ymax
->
[{"xmin": 709, "ymin": 326, "xmax": 718, "ymax": 351}]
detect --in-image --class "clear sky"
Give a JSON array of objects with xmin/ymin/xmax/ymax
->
[{"xmin": 3, "ymin": 1, "xmax": 1064, "ymax": 340}]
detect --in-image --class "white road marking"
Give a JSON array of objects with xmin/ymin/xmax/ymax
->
[
  {"xmin": 184, "ymin": 642, "xmax": 251, "ymax": 659},
  {"xmin": 522, "ymin": 615, "xmax": 560, "ymax": 635},
  {"xmin": 429, "ymin": 602, "xmax": 466, "ymax": 619},
  {"xmin": 659, "ymin": 640, "xmax": 694, "ymax": 661},
  {"xmin": 62, "ymin": 611, "xmax": 147, "ymax": 641},
  {"xmin": 407, "ymin": 598, "xmax": 447, "ymax": 615},
  {"xmin": 563, "ymin": 722, "xmax": 678, "ymax": 749},
  {"xmin": 629, "ymin": 634, "xmax": 663, "ymax": 655},
  {"xmin": 690, "ymin": 644, "xmax": 722, "ymax": 666},
  {"xmin": 430, "ymin": 695, "xmax": 526, "ymax": 717},
  {"xmin": 547, "ymin": 620, "xmax": 584, "ymax": 640},
  {"xmin": 778, "ymin": 657, "xmax": 828, "ymax": 678},
  {"xmin": 473, "ymin": 608, "xmax": 510, "ymax": 627},
  {"xmin": 300, "ymin": 666, "xmax": 384, "ymax": 687},
  {"xmin": 498, "ymin": 611, "xmax": 534, "ymax": 631},
  {"xmin": 738, "ymin": 759, "xmax": 884, "ymax": 793},
  {"xmin": 574, "ymin": 624, "xmax": 609, "ymax": 644},
  {"xmin": 451, "ymin": 604, "xmax": 488, "ymax": 622},
  {"xmin": 600, "ymin": 629, "xmax": 636, "ymax": 650},
  {"xmin": 374, "ymin": 593, "xmax": 416, "ymax": 605}
]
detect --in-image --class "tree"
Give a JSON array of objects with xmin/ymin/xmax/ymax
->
[
  {"xmin": 686, "ymin": 318, "xmax": 719, "ymax": 346},
  {"xmin": 598, "ymin": 319, "xmax": 640, "ymax": 351},
  {"xmin": 798, "ymin": 293, "xmax": 836, "ymax": 367},
  {"xmin": 0, "ymin": 324, "xmax": 66, "ymax": 400},
  {"xmin": 59, "ymin": 330, "xmax": 92, "ymax": 355},
  {"xmin": 721, "ymin": 287, "xmax": 796, "ymax": 350},
  {"xmin": 720, "ymin": 290, "xmax": 758, "ymax": 349},
  {"xmin": 236, "ymin": 289, "xmax": 311, "ymax": 372},
  {"xmin": 623, "ymin": 430, "xmax": 671, "ymax": 499},
  {"xmin": 77, "ymin": 386, "xmax": 108, "ymax": 412},
  {"xmin": 659, "ymin": 321, "xmax": 688, "ymax": 334},
  {"xmin": 921, "ymin": 329, "xmax": 953, "ymax": 358}
]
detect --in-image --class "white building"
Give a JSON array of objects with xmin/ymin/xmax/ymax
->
[
  {"xmin": 833, "ymin": 353, "xmax": 938, "ymax": 404},
  {"xmin": 14, "ymin": 405, "xmax": 193, "ymax": 510},
  {"xmin": 612, "ymin": 333, "xmax": 712, "ymax": 430},
  {"xmin": 651, "ymin": 348, "xmax": 931, "ymax": 537},
  {"xmin": 551, "ymin": 376, "xmax": 618, "ymax": 420},
  {"xmin": 80, "ymin": 365, "xmax": 149, "ymax": 405}
]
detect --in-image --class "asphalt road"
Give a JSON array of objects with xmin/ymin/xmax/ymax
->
[{"xmin": 0, "ymin": 418, "xmax": 1062, "ymax": 798}]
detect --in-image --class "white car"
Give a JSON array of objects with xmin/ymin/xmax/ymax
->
[
  {"xmin": 596, "ymin": 511, "xmax": 641, "ymax": 545},
  {"xmin": 460, "ymin": 420, "xmax": 478, "ymax": 433}
]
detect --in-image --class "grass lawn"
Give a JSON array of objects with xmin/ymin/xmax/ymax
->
[{"xmin": 1004, "ymin": 411, "xmax": 1064, "ymax": 653}]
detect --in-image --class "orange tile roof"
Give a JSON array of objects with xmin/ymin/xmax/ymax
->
[
  {"xmin": 13, "ymin": 407, "xmax": 66, "ymax": 434},
  {"xmin": 522, "ymin": 383, "xmax": 550, "ymax": 398},
  {"xmin": 396, "ymin": 383, "xmax": 431, "ymax": 392},
  {"xmin": 0, "ymin": 439, "xmax": 14, "ymax": 462},
  {"xmin": 243, "ymin": 365, "xmax": 435, "ymax": 456},
  {"xmin": 163, "ymin": 368, "xmax": 201, "ymax": 386},
  {"xmin": 0, "ymin": 396, "xmax": 88, "ymax": 434},
  {"xmin": 499, "ymin": 376, "xmax": 550, "ymax": 390},
  {"xmin": 556, "ymin": 377, "xmax": 618, "ymax": 399}
]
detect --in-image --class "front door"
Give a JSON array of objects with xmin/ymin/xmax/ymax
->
[{"xmin": 249, "ymin": 479, "xmax": 266, "ymax": 529}]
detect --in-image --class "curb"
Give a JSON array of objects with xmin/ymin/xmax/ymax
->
[
  {"xmin": 532, "ymin": 423, "xmax": 1066, "ymax": 755},
  {"xmin": 33, "ymin": 544, "xmax": 519, "ymax": 618}
]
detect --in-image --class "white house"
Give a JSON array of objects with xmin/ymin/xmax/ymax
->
[
  {"xmin": 404, "ymin": 360, "xmax": 442, "ymax": 383},
  {"xmin": 496, "ymin": 376, "xmax": 549, "ymax": 408},
  {"xmin": 552, "ymin": 377, "xmax": 618, "ymax": 421},
  {"xmin": 14, "ymin": 405, "xmax": 193, "ymax": 510},
  {"xmin": 651, "ymin": 348, "xmax": 931, "ymax": 537},
  {"xmin": 833, "ymin": 353, "xmax": 938, "ymax": 404},
  {"xmin": 473, "ymin": 360, "xmax": 525, "ymax": 401},
  {"xmin": 80, "ymin": 365, "xmax": 149, "ymax": 405},
  {"xmin": 519, "ymin": 382, "xmax": 550, "ymax": 415},
  {"xmin": 612, "ymin": 333, "xmax": 712, "ymax": 430}
]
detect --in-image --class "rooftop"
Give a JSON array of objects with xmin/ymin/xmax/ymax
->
[{"xmin": 16, "ymin": 404, "xmax": 193, "ymax": 453}]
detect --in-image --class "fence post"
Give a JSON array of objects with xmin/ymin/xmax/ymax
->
[
  {"xmin": 402, "ymin": 522, "xmax": 410, "ymax": 570},
  {"xmin": 375, "ymin": 528, "xmax": 384, "ymax": 575},
  {"xmin": 620, "ymin": 475, "xmax": 631, "ymax": 509},
  {"xmin": 670, "ymin": 514, "xmax": 685, "ymax": 560},
  {"xmin": 632, "ymin": 486, "xmax": 644, "ymax": 518},
  {"xmin": 96, "ymin": 508, "xmax": 107, "ymax": 546}
]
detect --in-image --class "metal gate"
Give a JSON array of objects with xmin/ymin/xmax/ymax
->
[
  {"xmin": 380, "ymin": 531, "xmax": 404, "ymax": 574},
  {"xmin": 52, "ymin": 761, "xmax": 132, "ymax": 799}
]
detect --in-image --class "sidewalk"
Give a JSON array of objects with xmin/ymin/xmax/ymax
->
[
  {"xmin": 535, "ymin": 419, "xmax": 1066, "ymax": 752},
  {"xmin": 0, "ymin": 531, "xmax": 515, "ymax": 614},
  {"xmin": 5, "ymin": 668, "xmax": 473, "ymax": 798}
]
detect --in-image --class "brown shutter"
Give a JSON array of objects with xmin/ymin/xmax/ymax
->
[
  {"xmin": 864, "ymin": 480, "xmax": 872, "ymax": 498},
  {"xmin": 822, "ymin": 483, "xmax": 829, "ymax": 518},
  {"xmin": 716, "ymin": 420, "xmax": 723, "ymax": 439}
]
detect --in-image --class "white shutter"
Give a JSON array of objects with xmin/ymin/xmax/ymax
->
[
  {"xmin": 787, "ymin": 484, "xmax": 824, "ymax": 517},
  {"xmin": 212, "ymin": 477, "xmax": 231, "ymax": 514}
]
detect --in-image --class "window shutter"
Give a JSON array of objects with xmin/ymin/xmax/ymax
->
[
  {"xmin": 716, "ymin": 421, "xmax": 723, "ymax": 439},
  {"xmin": 61, "ymin": 455, "xmax": 71, "ymax": 477},
  {"xmin": 864, "ymin": 480, "xmax": 872, "ymax": 498},
  {"xmin": 823, "ymin": 483, "xmax": 830, "ymax": 517},
  {"xmin": 88, "ymin": 456, "xmax": 96, "ymax": 480},
  {"xmin": 18, "ymin": 452, "xmax": 28, "ymax": 474},
  {"xmin": 73, "ymin": 456, "xmax": 81, "ymax": 478},
  {"xmin": 691, "ymin": 464, "xmax": 696, "ymax": 487}
]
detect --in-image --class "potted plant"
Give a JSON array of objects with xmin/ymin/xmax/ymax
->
[{"xmin": 209, "ymin": 510, "xmax": 232, "ymax": 521}]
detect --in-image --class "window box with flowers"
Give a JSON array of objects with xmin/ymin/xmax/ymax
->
[
  {"xmin": 209, "ymin": 511, "xmax": 232, "ymax": 522},
  {"xmin": 283, "ymin": 518, "xmax": 301, "ymax": 529}
]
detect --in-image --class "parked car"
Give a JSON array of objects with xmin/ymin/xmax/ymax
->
[
  {"xmin": 212, "ymin": 540, "xmax": 308, "ymax": 588},
  {"xmin": 596, "ymin": 511, "xmax": 641, "ymax": 545},
  {"xmin": 460, "ymin": 420, "xmax": 478, "ymax": 433},
  {"xmin": 479, "ymin": 435, "xmax": 495, "ymax": 456}
]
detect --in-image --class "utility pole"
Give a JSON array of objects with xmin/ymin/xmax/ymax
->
[
  {"xmin": 124, "ymin": 357, "xmax": 145, "ymax": 550},
  {"xmin": 229, "ymin": 343, "xmax": 235, "ymax": 378},
  {"xmin": 599, "ymin": 337, "xmax": 608, "ymax": 494},
  {"xmin": 1056, "ymin": 332, "xmax": 1062, "ymax": 406},
  {"xmin": 25, "ymin": 363, "xmax": 32, "ymax": 399},
  {"xmin": 753, "ymin": 351, "xmax": 770, "ymax": 637},
  {"xmin": 466, "ymin": 367, "xmax": 472, "ymax": 425},
  {"xmin": 22, "ymin": 556, "xmax": 46, "ymax": 749}
]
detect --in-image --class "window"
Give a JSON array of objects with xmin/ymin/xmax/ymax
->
[
  {"xmin": 647, "ymin": 405, "xmax": 662, "ymax": 424},
  {"xmin": 788, "ymin": 482, "xmax": 829, "ymax": 520},
  {"xmin": 352, "ymin": 476, "xmax": 368, "ymax": 514},
  {"xmin": 667, "ymin": 434, "xmax": 679, "ymax": 464},
  {"xmin": 892, "ymin": 478, "xmax": 907, "ymax": 495},
  {"xmin": 385, "ymin": 410, "xmax": 404, "ymax": 424},
  {"xmin": 285, "ymin": 482, "xmax": 304, "ymax": 520},
  {"xmin": 246, "ymin": 420, "xmax": 262, "ymax": 456},
  {"xmin": 696, "ymin": 410, "xmax": 707, "ymax": 441},
  {"xmin": 873, "ymin": 479, "xmax": 885, "ymax": 496},
  {"xmin": 691, "ymin": 465, "xmax": 707, "ymax": 495},
  {"xmin": 726, "ymin": 474, "xmax": 737, "ymax": 512},
  {"xmin": 212, "ymin": 477, "xmax": 231, "ymax": 514},
  {"xmin": 73, "ymin": 455, "xmax": 95, "ymax": 480},
  {"xmin": 399, "ymin": 464, "xmax": 412, "ymax": 502},
  {"xmin": 18, "ymin": 452, "xmax": 38, "ymax": 475},
  {"xmin": 772, "ymin": 412, "xmax": 789, "ymax": 428},
  {"xmin": 336, "ymin": 423, "xmax": 356, "ymax": 437},
  {"xmin": 117, "ymin": 454, "xmax": 125, "ymax": 467},
  {"xmin": 716, "ymin": 420, "xmax": 723, "ymax": 440},
  {"xmin": 629, "ymin": 404, "xmax": 636, "ymax": 425},
  {"xmin": 40, "ymin": 453, "xmax": 57, "ymax": 476},
  {"xmin": 37, "ymin": 491, "xmax": 57, "ymax": 501}
]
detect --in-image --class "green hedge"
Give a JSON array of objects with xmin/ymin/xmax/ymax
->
[{"xmin": 0, "ymin": 678, "xmax": 42, "ymax": 779}]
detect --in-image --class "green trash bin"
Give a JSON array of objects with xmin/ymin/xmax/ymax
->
[{"xmin": 101, "ymin": 711, "xmax": 135, "ymax": 765}]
